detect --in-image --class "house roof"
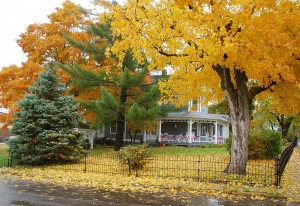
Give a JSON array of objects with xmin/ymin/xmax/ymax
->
[{"xmin": 161, "ymin": 112, "xmax": 230, "ymax": 123}]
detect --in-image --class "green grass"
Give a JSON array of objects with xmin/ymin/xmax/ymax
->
[
  {"xmin": 148, "ymin": 146, "xmax": 228, "ymax": 156},
  {"xmin": 0, "ymin": 143, "xmax": 9, "ymax": 152},
  {"xmin": 89, "ymin": 145, "xmax": 228, "ymax": 156},
  {"xmin": 87, "ymin": 146, "xmax": 115, "ymax": 155},
  {"xmin": 0, "ymin": 143, "xmax": 9, "ymax": 166}
]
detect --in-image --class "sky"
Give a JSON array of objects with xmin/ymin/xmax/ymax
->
[{"xmin": 0, "ymin": 0, "xmax": 94, "ymax": 69}]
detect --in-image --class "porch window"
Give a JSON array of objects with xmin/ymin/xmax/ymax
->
[
  {"xmin": 200, "ymin": 123, "xmax": 209, "ymax": 136},
  {"xmin": 219, "ymin": 125, "xmax": 223, "ymax": 136},
  {"xmin": 192, "ymin": 122, "xmax": 197, "ymax": 135}
]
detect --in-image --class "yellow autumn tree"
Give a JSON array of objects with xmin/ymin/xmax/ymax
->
[{"xmin": 100, "ymin": 0, "xmax": 300, "ymax": 174}]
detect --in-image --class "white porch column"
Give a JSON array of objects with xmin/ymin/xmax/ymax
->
[
  {"xmin": 188, "ymin": 119, "xmax": 193, "ymax": 143},
  {"xmin": 159, "ymin": 120, "xmax": 162, "ymax": 142},
  {"xmin": 215, "ymin": 121, "xmax": 218, "ymax": 144},
  {"xmin": 143, "ymin": 130, "xmax": 147, "ymax": 142}
]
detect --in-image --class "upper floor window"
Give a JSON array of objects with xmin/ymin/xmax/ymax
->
[
  {"xmin": 110, "ymin": 123, "xmax": 117, "ymax": 134},
  {"xmin": 188, "ymin": 98, "xmax": 207, "ymax": 114}
]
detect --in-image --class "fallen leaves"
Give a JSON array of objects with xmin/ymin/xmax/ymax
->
[{"xmin": 0, "ymin": 147, "xmax": 299, "ymax": 203}]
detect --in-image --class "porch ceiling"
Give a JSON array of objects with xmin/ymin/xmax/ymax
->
[{"xmin": 160, "ymin": 112, "xmax": 230, "ymax": 124}]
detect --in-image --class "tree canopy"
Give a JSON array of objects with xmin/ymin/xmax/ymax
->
[
  {"xmin": 61, "ymin": 22, "xmax": 168, "ymax": 151},
  {"xmin": 0, "ymin": 1, "xmax": 93, "ymax": 127},
  {"xmin": 100, "ymin": 0, "xmax": 300, "ymax": 173}
]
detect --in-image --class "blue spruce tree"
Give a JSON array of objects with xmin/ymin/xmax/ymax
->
[{"xmin": 8, "ymin": 63, "xmax": 85, "ymax": 165}]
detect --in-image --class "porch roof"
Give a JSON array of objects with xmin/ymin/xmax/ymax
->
[{"xmin": 161, "ymin": 112, "xmax": 230, "ymax": 123}]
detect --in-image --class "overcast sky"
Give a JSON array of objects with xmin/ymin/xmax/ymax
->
[{"xmin": 0, "ymin": 0, "xmax": 94, "ymax": 69}]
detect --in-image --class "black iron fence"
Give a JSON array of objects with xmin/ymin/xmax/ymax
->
[
  {"xmin": 1, "ymin": 137, "xmax": 298, "ymax": 187},
  {"xmin": 1, "ymin": 152, "xmax": 275, "ymax": 186},
  {"xmin": 275, "ymin": 136, "xmax": 299, "ymax": 186}
]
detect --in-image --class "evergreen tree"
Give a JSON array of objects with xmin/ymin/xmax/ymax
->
[
  {"xmin": 8, "ymin": 63, "xmax": 85, "ymax": 165},
  {"xmin": 61, "ymin": 22, "xmax": 168, "ymax": 151}
]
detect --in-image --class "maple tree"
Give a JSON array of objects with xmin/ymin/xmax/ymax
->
[
  {"xmin": 100, "ymin": 0, "xmax": 300, "ymax": 173},
  {"xmin": 0, "ymin": 1, "xmax": 93, "ymax": 127}
]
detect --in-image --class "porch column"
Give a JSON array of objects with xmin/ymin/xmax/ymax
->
[
  {"xmin": 215, "ymin": 121, "xmax": 218, "ymax": 144},
  {"xmin": 159, "ymin": 120, "xmax": 162, "ymax": 142},
  {"xmin": 188, "ymin": 119, "xmax": 193, "ymax": 143},
  {"xmin": 143, "ymin": 130, "xmax": 147, "ymax": 142}
]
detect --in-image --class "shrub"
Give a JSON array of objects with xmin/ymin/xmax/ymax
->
[
  {"xmin": 117, "ymin": 144, "xmax": 152, "ymax": 176},
  {"xmin": 226, "ymin": 129, "xmax": 282, "ymax": 159}
]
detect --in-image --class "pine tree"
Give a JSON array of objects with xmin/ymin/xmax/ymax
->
[
  {"xmin": 8, "ymin": 63, "xmax": 85, "ymax": 165},
  {"xmin": 61, "ymin": 22, "xmax": 168, "ymax": 151}
]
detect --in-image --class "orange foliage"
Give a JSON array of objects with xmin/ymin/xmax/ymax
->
[{"xmin": 0, "ymin": 1, "xmax": 96, "ymax": 127}]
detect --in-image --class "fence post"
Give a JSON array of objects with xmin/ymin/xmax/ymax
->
[
  {"xmin": 274, "ymin": 157, "xmax": 280, "ymax": 187},
  {"xmin": 84, "ymin": 154, "xmax": 87, "ymax": 173},
  {"xmin": 7, "ymin": 151, "xmax": 13, "ymax": 167},
  {"xmin": 197, "ymin": 160, "xmax": 200, "ymax": 181},
  {"xmin": 7, "ymin": 151, "xmax": 10, "ymax": 167}
]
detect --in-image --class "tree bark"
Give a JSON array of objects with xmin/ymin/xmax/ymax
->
[
  {"xmin": 114, "ymin": 86, "xmax": 127, "ymax": 151},
  {"xmin": 213, "ymin": 65, "xmax": 275, "ymax": 174},
  {"xmin": 213, "ymin": 66, "xmax": 250, "ymax": 174}
]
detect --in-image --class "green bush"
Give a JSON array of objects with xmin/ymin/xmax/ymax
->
[
  {"xmin": 226, "ymin": 129, "xmax": 282, "ymax": 159},
  {"xmin": 117, "ymin": 144, "xmax": 152, "ymax": 176}
]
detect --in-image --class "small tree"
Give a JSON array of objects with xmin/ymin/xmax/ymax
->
[
  {"xmin": 118, "ymin": 144, "xmax": 152, "ymax": 177},
  {"xmin": 8, "ymin": 63, "xmax": 85, "ymax": 165}
]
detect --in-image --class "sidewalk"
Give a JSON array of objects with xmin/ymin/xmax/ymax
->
[
  {"xmin": 280, "ymin": 146, "xmax": 300, "ymax": 202},
  {"xmin": 0, "ymin": 177, "xmax": 299, "ymax": 206}
]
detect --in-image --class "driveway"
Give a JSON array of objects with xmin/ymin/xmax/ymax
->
[{"xmin": 0, "ymin": 178, "xmax": 299, "ymax": 206}]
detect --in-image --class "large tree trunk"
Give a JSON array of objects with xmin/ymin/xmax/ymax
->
[
  {"xmin": 114, "ymin": 86, "xmax": 127, "ymax": 151},
  {"xmin": 213, "ymin": 66, "xmax": 251, "ymax": 174},
  {"xmin": 227, "ymin": 103, "xmax": 250, "ymax": 174},
  {"xmin": 214, "ymin": 65, "xmax": 275, "ymax": 174},
  {"xmin": 114, "ymin": 114, "xmax": 125, "ymax": 151}
]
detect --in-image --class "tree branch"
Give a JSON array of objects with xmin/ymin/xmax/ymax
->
[
  {"xmin": 154, "ymin": 46, "xmax": 188, "ymax": 57},
  {"xmin": 248, "ymin": 80, "xmax": 277, "ymax": 102}
]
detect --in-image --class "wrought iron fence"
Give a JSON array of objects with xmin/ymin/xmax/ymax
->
[
  {"xmin": 2, "ymin": 137, "xmax": 298, "ymax": 187},
  {"xmin": 20, "ymin": 153, "xmax": 275, "ymax": 186},
  {"xmin": 275, "ymin": 136, "xmax": 299, "ymax": 187}
]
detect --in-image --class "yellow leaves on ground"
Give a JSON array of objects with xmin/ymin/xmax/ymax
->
[
  {"xmin": 280, "ymin": 147, "xmax": 300, "ymax": 203},
  {"xmin": 1, "ymin": 149, "xmax": 299, "ymax": 203}
]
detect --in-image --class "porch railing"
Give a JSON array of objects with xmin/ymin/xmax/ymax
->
[{"xmin": 161, "ymin": 133, "xmax": 226, "ymax": 144}]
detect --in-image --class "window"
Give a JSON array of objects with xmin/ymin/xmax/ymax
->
[
  {"xmin": 110, "ymin": 123, "xmax": 117, "ymax": 134},
  {"xmin": 192, "ymin": 122, "xmax": 197, "ymax": 135},
  {"xmin": 219, "ymin": 125, "xmax": 223, "ymax": 136}
]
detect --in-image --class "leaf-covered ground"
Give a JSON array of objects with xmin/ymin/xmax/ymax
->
[
  {"xmin": 0, "ymin": 147, "xmax": 299, "ymax": 204},
  {"xmin": 279, "ymin": 146, "xmax": 300, "ymax": 202}
]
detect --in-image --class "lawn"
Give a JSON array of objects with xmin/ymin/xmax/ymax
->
[
  {"xmin": 0, "ymin": 143, "xmax": 9, "ymax": 152},
  {"xmin": 0, "ymin": 143, "xmax": 9, "ymax": 166},
  {"xmin": 148, "ymin": 145, "xmax": 227, "ymax": 156},
  {"xmin": 89, "ymin": 145, "xmax": 228, "ymax": 156}
]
